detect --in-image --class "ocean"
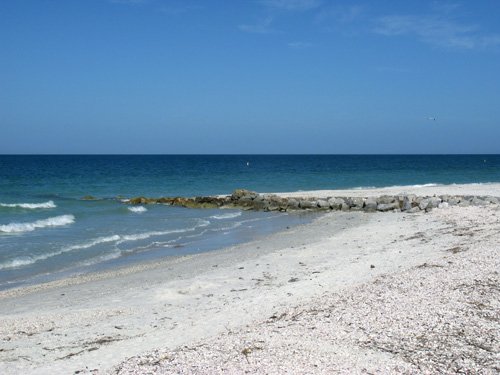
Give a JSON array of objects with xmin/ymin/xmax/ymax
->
[{"xmin": 1, "ymin": 154, "xmax": 499, "ymax": 290}]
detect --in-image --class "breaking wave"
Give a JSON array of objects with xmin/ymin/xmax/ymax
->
[
  {"xmin": 0, "ymin": 201, "xmax": 56, "ymax": 209},
  {"xmin": 0, "ymin": 219, "xmax": 211, "ymax": 270},
  {"xmin": 128, "ymin": 206, "xmax": 148, "ymax": 213},
  {"xmin": 210, "ymin": 212, "xmax": 242, "ymax": 220},
  {"xmin": 0, "ymin": 215, "xmax": 75, "ymax": 234}
]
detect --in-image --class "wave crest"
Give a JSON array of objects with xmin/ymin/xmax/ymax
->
[
  {"xmin": 210, "ymin": 212, "xmax": 242, "ymax": 220},
  {"xmin": 0, "ymin": 201, "xmax": 56, "ymax": 209},
  {"xmin": 0, "ymin": 218, "xmax": 212, "ymax": 269},
  {"xmin": 0, "ymin": 235, "xmax": 120, "ymax": 270},
  {"xmin": 128, "ymin": 206, "xmax": 147, "ymax": 213},
  {"xmin": 0, "ymin": 215, "xmax": 75, "ymax": 234}
]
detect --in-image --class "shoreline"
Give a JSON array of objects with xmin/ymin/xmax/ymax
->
[
  {"xmin": 1, "ymin": 211, "xmax": 369, "ymax": 374},
  {"xmin": 0, "ymin": 210, "xmax": 320, "ymax": 297},
  {"xmin": 0, "ymin": 211, "xmax": 321, "ymax": 300},
  {"xmin": 4, "ymin": 182, "xmax": 499, "ymax": 297},
  {"xmin": 0, "ymin": 183, "xmax": 499, "ymax": 374}
]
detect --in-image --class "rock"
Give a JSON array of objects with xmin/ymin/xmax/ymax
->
[
  {"xmin": 428, "ymin": 197, "xmax": 442, "ymax": 209},
  {"xmin": 155, "ymin": 197, "xmax": 171, "ymax": 204},
  {"xmin": 252, "ymin": 200, "xmax": 270, "ymax": 211},
  {"xmin": 377, "ymin": 202, "xmax": 400, "ymax": 212},
  {"xmin": 269, "ymin": 195, "xmax": 285, "ymax": 206},
  {"xmin": 255, "ymin": 195, "xmax": 284, "ymax": 211},
  {"xmin": 402, "ymin": 196, "xmax": 413, "ymax": 211},
  {"xmin": 396, "ymin": 195, "xmax": 405, "ymax": 205},
  {"xmin": 287, "ymin": 198, "xmax": 300, "ymax": 210},
  {"xmin": 419, "ymin": 199, "xmax": 430, "ymax": 210},
  {"xmin": 81, "ymin": 195, "xmax": 98, "ymax": 201},
  {"xmin": 239, "ymin": 195, "xmax": 255, "ymax": 203},
  {"xmin": 231, "ymin": 189, "xmax": 258, "ymax": 201},
  {"xmin": 485, "ymin": 196, "xmax": 499, "ymax": 204},
  {"xmin": 299, "ymin": 200, "xmax": 315, "ymax": 209},
  {"xmin": 261, "ymin": 194, "xmax": 280, "ymax": 202},
  {"xmin": 349, "ymin": 206, "xmax": 363, "ymax": 212},
  {"xmin": 326, "ymin": 198, "xmax": 336, "ymax": 210},
  {"xmin": 341, "ymin": 203, "xmax": 350, "ymax": 211},
  {"xmin": 194, "ymin": 196, "xmax": 225, "ymax": 207},
  {"xmin": 364, "ymin": 198, "xmax": 378, "ymax": 212},
  {"xmin": 171, "ymin": 197, "xmax": 195, "ymax": 208},
  {"xmin": 407, "ymin": 206, "xmax": 421, "ymax": 213},
  {"xmin": 266, "ymin": 204, "xmax": 280, "ymax": 212},
  {"xmin": 346, "ymin": 197, "xmax": 364, "ymax": 210},
  {"xmin": 195, "ymin": 202, "xmax": 222, "ymax": 209},
  {"xmin": 129, "ymin": 196, "xmax": 153, "ymax": 205},
  {"xmin": 317, "ymin": 199, "xmax": 330, "ymax": 210},
  {"xmin": 124, "ymin": 190, "xmax": 497, "ymax": 215},
  {"xmin": 377, "ymin": 195, "xmax": 396, "ymax": 205},
  {"xmin": 328, "ymin": 198, "xmax": 344, "ymax": 210},
  {"xmin": 471, "ymin": 197, "xmax": 487, "ymax": 206},
  {"xmin": 253, "ymin": 195, "xmax": 266, "ymax": 202}
]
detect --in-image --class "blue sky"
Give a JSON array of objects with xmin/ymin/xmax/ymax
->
[{"xmin": 1, "ymin": 0, "xmax": 500, "ymax": 154}]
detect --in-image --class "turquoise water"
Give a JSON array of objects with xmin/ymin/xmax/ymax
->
[{"xmin": 1, "ymin": 155, "xmax": 499, "ymax": 290}]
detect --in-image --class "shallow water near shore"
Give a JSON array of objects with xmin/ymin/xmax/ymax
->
[
  {"xmin": 1, "ymin": 154, "xmax": 499, "ymax": 290},
  {"xmin": 0, "ymin": 200, "xmax": 316, "ymax": 290}
]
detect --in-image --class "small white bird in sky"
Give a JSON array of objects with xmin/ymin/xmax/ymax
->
[{"xmin": 428, "ymin": 117, "xmax": 436, "ymax": 121}]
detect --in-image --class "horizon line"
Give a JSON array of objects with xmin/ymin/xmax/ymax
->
[{"xmin": 1, "ymin": 153, "xmax": 500, "ymax": 157}]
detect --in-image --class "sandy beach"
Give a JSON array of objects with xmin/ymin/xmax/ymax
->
[{"xmin": 0, "ymin": 184, "xmax": 499, "ymax": 374}]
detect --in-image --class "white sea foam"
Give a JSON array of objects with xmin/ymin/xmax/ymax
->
[
  {"xmin": 65, "ymin": 235, "xmax": 121, "ymax": 251},
  {"xmin": 118, "ymin": 227, "xmax": 197, "ymax": 243},
  {"xmin": 0, "ymin": 216, "xmax": 212, "ymax": 269},
  {"xmin": 0, "ymin": 257, "xmax": 36, "ymax": 269},
  {"xmin": 210, "ymin": 212, "xmax": 242, "ymax": 220},
  {"xmin": 120, "ymin": 232, "xmax": 160, "ymax": 242},
  {"xmin": 0, "ymin": 215, "xmax": 75, "ymax": 234},
  {"xmin": 209, "ymin": 216, "xmax": 274, "ymax": 233},
  {"xmin": 128, "ymin": 206, "xmax": 147, "ymax": 213},
  {"xmin": 79, "ymin": 250, "xmax": 123, "ymax": 267},
  {"xmin": 383, "ymin": 183, "xmax": 440, "ymax": 189},
  {"xmin": 401, "ymin": 183, "xmax": 439, "ymax": 188},
  {"xmin": 352, "ymin": 186, "xmax": 377, "ymax": 190},
  {"xmin": 0, "ymin": 200, "xmax": 56, "ymax": 209},
  {"xmin": 197, "ymin": 219, "xmax": 211, "ymax": 227},
  {"xmin": 0, "ymin": 235, "xmax": 123, "ymax": 270},
  {"xmin": 351, "ymin": 183, "xmax": 441, "ymax": 190},
  {"xmin": 213, "ymin": 221, "xmax": 243, "ymax": 232}
]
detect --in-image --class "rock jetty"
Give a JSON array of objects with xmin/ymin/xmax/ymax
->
[{"xmin": 126, "ymin": 189, "xmax": 499, "ymax": 213}]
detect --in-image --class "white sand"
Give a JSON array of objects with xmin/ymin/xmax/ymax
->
[
  {"xmin": 0, "ymin": 183, "xmax": 499, "ymax": 374},
  {"xmin": 124, "ymin": 206, "xmax": 499, "ymax": 374},
  {"xmin": 276, "ymin": 182, "xmax": 500, "ymax": 199}
]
